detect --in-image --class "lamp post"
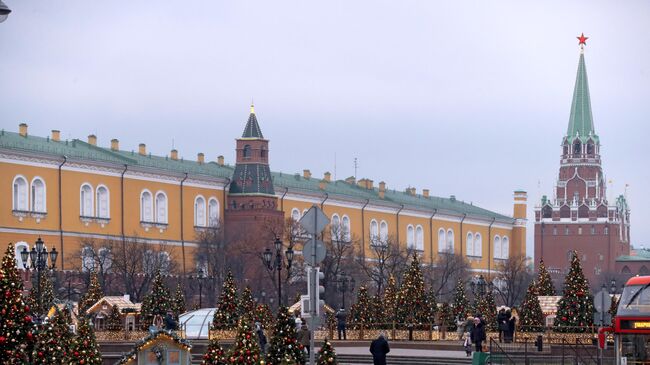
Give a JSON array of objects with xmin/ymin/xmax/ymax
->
[
  {"xmin": 0, "ymin": 0, "xmax": 11, "ymax": 23},
  {"xmin": 189, "ymin": 264, "xmax": 211, "ymax": 309},
  {"xmin": 470, "ymin": 275, "xmax": 488, "ymax": 297},
  {"xmin": 262, "ymin": 238, "xmax": 294, "ymax": 307},
  {"xmin": 20, "ymin": 237, "xmax": 57, "ymax": 323},
  {"xmin": 610, "ymin": 278, "xmax": 617, "ymax": 294},
  {"xmin": 333, "ymin": 271, "xmax": 355, "ymax": 309}
]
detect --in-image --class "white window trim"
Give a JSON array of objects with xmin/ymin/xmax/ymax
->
[
  {"xmin": 406, "ymin": 224, "xmax": 415, "ymax": 249},
  {"xmin": 341, "ymin": 215, "xmax": 351, "ymax": 242},
  {"xmin": 15, "ymin": 242, "xmax": 29, "ymax": 269},
  {"xmin": 96, "ymin": 184, "xmax": 110, "ymax": 219},
  {"xmin": 474, "ymin": 233, "xmax": 482, "ymax": 258},
  {"xmin": 502, "ymin": 236, "xmax": 510, "ymax": 259},
  {"xmin": 154, "ymin": 191, "xmax": 168, "ymax": 224},
  {"xmin": 80, "ymin": 183, "xmax": 94, "ymax": 218},
  {"xmin": 370, "ymin": 219, "xmax": 379, "ymax": 240},
  {"xmin": 438, "ymin": 228, "xmax": 446, "ymax": 253},
  {"xmin": 291, "ymin": 208, "xmax": 301, "ymax": 221},
  {"xmin": 30, "ymin": 177, "xmax": 47, "ymax": 213},
  {"xmin": 140, "ymin": 189, "xmax": 154, "ymax": 222},
  {"xmin": 494, "ymin": 235, "xmax": 502, "ymax": 259},
  {"xmin": 415, "ymin": 225, "xmax": 424, "ymax": 251},
  {"xmin": 466, "ymin": 232, "xmax": 474, "ymax": 256},
  {"xmin": 207, "ymin": 197, "xmax": 220, "ymax": 227},
  {"xmin": 379, "ymin": 220, "xmax": 388, "ymax": 241},
  {"xmin": 194, "ymin": 195, "xmax": 207, "ymax": 227},
  {"xmin": 331, "ymin": 213, "xmax": 341, "ymax": 240},
  {"xmin": 446, "ymin": 229, "xmax": 455, "ymax": 253},
  {"xmin": 12, "ymin": 175, "xmax": 29, "ymax": 211}
]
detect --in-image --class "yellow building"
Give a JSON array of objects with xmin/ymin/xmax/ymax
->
[{"xmin": 0, "ymin": 110, "xmax": 526, "ymax": 278}]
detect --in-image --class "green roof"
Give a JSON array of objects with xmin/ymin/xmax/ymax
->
[
  {"xmin": 566, "ymin": 52, "xmax": 598, "ymax": 143},
  {"xmin": 0, "ymin": 130, "xmax": 513, "ymax": 222}
]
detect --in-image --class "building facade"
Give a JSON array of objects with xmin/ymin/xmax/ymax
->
[
  {"xmin": 534, "ymin": 39, "xmax": 631, "ymax": 285},
  {"xmin": 1, "ymin": 107, "xmax": 526, "ymax": 280}
]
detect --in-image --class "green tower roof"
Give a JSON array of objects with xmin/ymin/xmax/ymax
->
[
  {"xmin": 566, "ymin": 51, "xmax": 598, "ymax": 143},
  {"xmin": 241, "ymin": 104, "xmax": 264, "ymax": 139}
]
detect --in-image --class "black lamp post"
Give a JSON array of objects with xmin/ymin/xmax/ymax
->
[
  {"xmin": 470, "ymin": 275, "xmax": 487, "ymax": 297},
  {"xmin": 610, "ymin": 279, "xmax": 617, "ymax": 294},
  {"xmin": 189, "ymin": 263, "xmax": 212, "ymax": 308},
  {"xmin": 21, "ymin": 237, "xmax": 57, "ymax": 323},
  {"xmin": 0, "ymin": 1, "xmax": 11, "ymax": 23},
  {"xmin": 334, "ymin": 271, "xmax": 355, "ymax": 309},
  {"xmin": 262, "ymin": 237, "xmax": 294, "ymax": 307}
]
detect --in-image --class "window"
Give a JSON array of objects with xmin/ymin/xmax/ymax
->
[
  {"xmin": 155, "ymin": 192, "xmax": 167, "ymax": 224},
  {"xmin": 82, "ymin": 247, "xmax": 95, "ymax": 272},
  {"xmin": 407, "ymin": 225, "xmax": 415, "ymax": 250},
  {"xmin": 578, "ymin": 226, "xmax": 582, "ymax": 235},
  {"xmin": 15, "ymin": 242, "xmax": 29, "ymax": 269},
  {"xmin": 98, "ymin": 248, "xmax": 112, "ymax": 273},
  {"xmin": 143, "ymin": 250, "xmax": 155, "ymax": 274},
  {"xmin": 31, "ymin": 178, "xmax": 46, "ymax": 213},
  {"xmin": 12, "ymin": 176, "xmax": 28, "ymax": 211},
  {"xmin": 415, "ymin": 225, "xmax": 424, "ymax": 251},
  {"xmin": 243, "ymin": 145, "xmax": 252, "ymax": 159},
  {"xmin": 159, "ymin": 252, "xmax": 171, "ymax": 275},
  {"xmin": 260, "ymin": 146, "xmax": 267, "ymax": 159},
  {"xmin": 291, "ymin": 208, "xmax": 301, "ymax": 222},
  {"xmin": 494, "ymin": 236, "xmax": 502, "ymax": 259},
  {"xmin": 379, "ymin": 221, "xmax": 388, "ymax": 241},
  {"xmin": 331, "ymin": 214, "xmax": 341, "ymax": 240},
  {"xmin": 341, "ymin": 215, "xmax": 351, "ymax": 242},
  {"xmin": 474, "ymin": 233, "xmax": 482, "ymax": 257},
  {"xmin": 604, "ymin": 226, "xmax": 609, "ymax": 235},
  {"xmin": 370, "ymin": 220, "xmax": 379, "ymax": 240},
  {"xmin": 502, "ymin": 236, "xmax": 509, "ymax": 259},
  {"xmin": 553, "ymin": 226, "xmax": 557, "ymax": 235},
  {"xmin": 591, "ymin": 226, "xmax": 596, "ymax": 235},
  {"xmin": 565, "ymin": 226, "xmax": 569, "ymax": 235},
  {"xmin": 446, "ymin": 229, "xmax": 454, "ymax": 253},
  {"xmin": 80, "ymin": 184, "xmax": 93, "ymax": 217},
  {"xmin": 438, "ymin": 229, "xmax": 446, "ymax": 253},
  {"xmin": 208, "ymin": 198, "xmax": 219, "ymax": 227},
  {"xmin": 141, "ymin": 190, "xmax": 153, "ymax": 222},
  {"xmin": 96, "ymin": 185, "xmax": 109, "ymax": 219},
  {"xmin": 194, "ymin": 196, "xmax": 206, "ymax": 227},
  {"xmin": 466, "ymin": 232, "xmax": 474, "ymax": 256}
]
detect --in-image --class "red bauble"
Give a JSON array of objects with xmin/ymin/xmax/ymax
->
[
  {"xmin": 75, "ymin": 351, "xmax": 79, "ymax": 356},
  {"xmin": 38, "ymin": 351, "xmax": 44, "ymax": 357},
  {"xmin": 0, "ymin": 336, "xmax": 5, "ymax": 344},
  {"xmin": 80, "ymin": 360, "xmax": 85, "ymax": 365}
]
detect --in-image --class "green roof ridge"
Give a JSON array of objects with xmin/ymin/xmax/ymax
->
[{"xmin": 566, "ymin": 52, "xmax": 597, "ymax": 142}]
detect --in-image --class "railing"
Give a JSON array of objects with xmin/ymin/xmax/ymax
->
[{"xmin": 560, "ymin": 338, "xmax": 599, "ymax": 365}]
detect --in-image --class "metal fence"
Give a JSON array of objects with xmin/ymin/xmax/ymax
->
[{"xmin": 488, "ymin": 337, "xmax": 616, "ymax": 365}]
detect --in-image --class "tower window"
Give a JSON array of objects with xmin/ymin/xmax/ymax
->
[
  {"xmin": 573, "ymin": 142, "xmax": 581, "ymax": 155},
  {"xmin": 587, "ymin": 144, "xmax": 594, "ymax": 155},
  {"xmin": 591, "ymin": 226, "xmax": 595, "ymax": 235},
  {"xmin": 243, "ymin": 145, "xmax": 252, "ymax": 159},
  {"xmin": 553, "ymin": 226, "xmax": 557, "ymax": 235},
  {"xmin": 578, "ymin": 226, "xmax": 582, "ymax": 235},
  {"xmin": 565, "ymin": 226, "xmax": 569, "ymax": 235},
  {"xmin": 604, "ymin": 226, "xmax": 609, "ymax": 235},
  {"xmin": 261, "ymin": 146, "xmax": 267, "ymax": 159}
]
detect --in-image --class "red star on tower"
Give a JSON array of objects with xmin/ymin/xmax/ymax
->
[{"xmin": 577, "ymin": 33, "xmax": 588, "ymax": 46}]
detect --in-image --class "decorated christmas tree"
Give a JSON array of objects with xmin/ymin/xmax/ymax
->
[
  {"xmin": 371, "ymin": 294, "xmax": 385, "ymax": 327},
  {"xmin": 202, "ymin": 338, "xmax": 228, "ymax": 365},
  {"xmin": 212, "ymin": 270, "xmax": 240, "ymax": 330},
  {"xmin": 254, "ymin": 303, "xmax": 274, "ymax": 330},
  {"xmin": 106, "ymin": 305, "xmax": 123, "ymax": 331},
  {"xmin": 139, "ymin": 271, "xmax": 172, "ymax": 330},
  {"xmin": 172, "ymin": 283, "xmax": 186, "ymax": 319},
  {"xmin": 227, "ymin": 319, "xmax": 262, "ymax": 364},
  {"xmin": 32, "ymin": 306, "xmax": 75, "ymax": 364},
  {"xmin": 519, "ymin": 281, "xmax": 544, "ymax": 332},
  {"xmin": 553, "ymin": 251, "xmax": 594, "ymax": 332},
  {"xmin": 423, "ymin": 289, "xmax": 438, "ymax": 325},
  {"xmin": 438, "ymin": 302, "xmax": 456, "ymax": 331},
  {"xmin": 452, "ymin": 279, "xmax": 470, "ymax": 319},
  {"xmin": 78, "ymin": 270, "xmax": 103, "ymax": 316},
  {"xmin": 473, "ymin": 290, "xmax": 497, "ymax": 331},
  {"xmin": 350, "ymin": 286, "xmax": 375, "ymax": 328},
  {"xmin": 0, "ymin": 243, "xmax": 35, "ymax": 363},
  {"xmin": 382, "ymin": 275, "xmax": 399, "ymax": 325},
  {"xmin": 239, "ymin": 286, "xmax": 256, "ymax": 318},
  {"xmin": 397, "ymin": 254, "xmax": 429, "ymax": 324},
  {"xmin": 536, "ymin": 259, "xmax": 556, "ymax": 296},
  {"xmin": 25, "ymin": 271, "xmax": 55, "ymax": 317},
  {"xmin": 69, "ymin": 317, "xmax": 102, "ymax": 365},
  {"xmin": 265, "ymin": 306, "xmax": 305, "ymax": 365},
  {"xmin": 316, "ymin": 338, "xmax": 338, "ymax": 365}
]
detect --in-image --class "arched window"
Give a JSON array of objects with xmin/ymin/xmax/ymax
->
[
  {"xmin": 12, "ymin": 176, "xmax": 28, "ymax": 211},
  {"xmin": 261, "ymin": 146, "xmax": 267, "ymax": 159},
  {"xmin": 143, "ymin": 250, "xmax": 155, "ymax": 274},
  {"xmin": 379, "ymin": 221, "xmax": 388, "ymax": 241},
  {"xmin": 573, "ymin": 141, "xmax": 581, "ymax": 155},
  {"xmin": 622, "ymin": 266, "xmax": 631, "ymax": 274},
  {"xmin": 194, "ymin": 196, "xmax": 206, "ymax": 227},
  {"xmin": 80, "ymin": 184, "xmax": 93, "ymax": 217},
  {"xmin": 587, "ymin": 143, "xmax": 594, "ymax": 155},
  {"xmin": 415, "ymin": 225, "xmax": 424, "ymax": 251},
  {"xmin": 15, "ymin": 242, "xmax": 29, "ymax": 269},
  {"xmin": 641, "ymin": 266, "xmax": 650, "ymax": 276},
  {"xmin": 96, "ymin": 185, "xmax": 109, "ymax": 218},
  {"xmin": 208, "ymin": 198, "xmax": 220, "ymax": 227},
  {"xmin": 155, "ymin": 192, "xmax": 168, "ymax": 224},
  {"xmin": 494, "ymin": 236, "xmax": 502, "ymax": 259},
  {"xmin": 446, "ymin": 229, "xmax": 454, "ymax": 253},
  {"xmin": 438, "ymin": 229, "xmax": 446, "ymax": 253},
  {"xmin": 141, "ymin": 190, "xmax": 153, "ymax": 222},
  {"xmin": 370, "ymin": 220, "xmax": 379, "ymax": 240},
  {"xmin": 81, "ymin": 247, "xmax": 96, "ymax": 272},
  {"xmin": 406, "ymin": 225, "xmax": 415, "ymax": 250},
  {"xmin": 243, "ymin": 145, "xmax": 252, "ymax": 159},
  {"xmin": 502, "ymin": 236, "xmax": 509, "ymax": 259},
  {"xmin": 474, "ymin": 233, "xmax": 482, "ymax": 257},
  {"xmin": 291, "ymin": 208, "xmax": 301, "ymax": 222},
  {"xmin": 341, "ymin": 215, "xmax": 351, "ymax": 242},
  {"xmin": 331, "ymin": 214, "xmax": 341, "ymax": 240},
  {"xmin": 542, "ymin": 205, "xmax": 552, "ymax": 218},
  {"xmin": 98, "ymin": 247, "xmax": 112, "ymax": 273},
  {"xmin": 466, "ymin": 232, "xmax": 474, "ymax": 256},
  {"xmin": 31, "ymin": 178, "xmax": 46, "ymax": 213},
  {"xmin": 159, "ymin": 252, "xmax": 171, "ymax": 275}
]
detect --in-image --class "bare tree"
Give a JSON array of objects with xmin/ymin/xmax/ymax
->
[
  {"xmin": 320, "ymin": 221, "xmax": 359, "ymax": 307},
  {"xmin": 425, "ymin": 252, "xmax": 470, "ymax": 300},
  {"xmin": 67, "ymin": 237, "xmax": 118, "ymax": 293},
  {"xmin": 493, "ymin": 254, "xmax": 532, "ymax": 307},
  {"xmin": 192, "ymin": 225, "xmax": 227, "ymax": 307},
  {"xmin": 355, "ymin": 235, "xmax": 409, "ymax": 295}
]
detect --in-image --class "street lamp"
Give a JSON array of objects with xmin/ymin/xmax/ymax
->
[
  {"xmin": 262, "ymin": 237, "xmax": 294, "ymax": 307},
  {"xmin": 0, "ymin": 1, "xmax": 11, "ymax": 23},
  {"xmin": 20, "ymin": 237, "xmax": 57, "ymax": 323},
  {"xmin": 610, "ymin": 279, "xmax": 617, "ymax": 294},
  {"xmin": 189, "ymin": 267, "xmax": 207, "ymax": 308},
  {"xmin": 333, "ymin": 271, "xmax": 355, "ymax": 309},
  {"xmin": 470, "ymin": 275, "xmax": 487, "ymax": 297}
]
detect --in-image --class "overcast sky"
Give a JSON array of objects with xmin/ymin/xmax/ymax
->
[{"xmin": 1, "ymin": 1, "xmax": 649, "ymax": 257}]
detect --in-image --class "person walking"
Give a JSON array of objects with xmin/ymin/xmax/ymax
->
[
  {"xmin": 497, "ymin": 308, "xmax": 508, "ymax": 342},
  {"xmin": 370, "ymin": 332, "xmax": 390, "ymax": 365},
  {"xmin": 336, "ymin": 307, "xmax": 347, "ymax": 340},
  {"xmin": 297, "ymin": 323, "xmax": 311, "ymax": 356},
  {"xmin": 506, "ymin": 309, "xmax": 517, "ymax": 343},
  {"xmin": 463, "ymin": 315, "xmax": 475, "ymax": 337},
  {"xmin": 470, "ymin": 317, "xmax": 486, "ymax": 353}
]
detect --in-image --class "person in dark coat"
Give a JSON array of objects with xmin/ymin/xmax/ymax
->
[
  {"xmin": 163, "ymin": 311, "xmax": 177, "ymax": 331},
  {"xmin": 255, "ymin": 322, "xmax": 267, "ymax": 353},
  {"xmin": 297, "ymin": 323, "xmax": 311, "ymax": 355},
  {"xmin": 497, "ymin": 308, "xmax": 508, "ymax": 342},
  {"xmin": 370, "ymin": 332, "xmax": 390, "ymax": 365},
  {"xmin": 336, "ymin": 308, "xmax": 347, "ymax": 340},
  {"xmin": 506, "ymin": 310, "xmax": 517, "ymax": 343},
  {"xmin": 470, "ymin": 317, "xmax": 486, "ymax": 352}
]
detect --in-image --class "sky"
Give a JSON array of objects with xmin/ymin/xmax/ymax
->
[{"xmin": 1, "ymin": 1, "xmax": 649, "ymax": 258}]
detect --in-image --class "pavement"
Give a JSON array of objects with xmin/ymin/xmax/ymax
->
[{"xmin": 333, "ymin": 346, "xmax": 467, "ymax": 358}]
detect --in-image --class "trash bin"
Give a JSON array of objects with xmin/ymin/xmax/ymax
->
[{"xmin": 472, "ymin": 351, "xmax": 489, "ymax": 365}]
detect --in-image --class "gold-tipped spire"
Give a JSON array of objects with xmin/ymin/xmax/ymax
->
[{"xmin": 250, "ymin": 99, "xmax": 255, "ymax": 114}]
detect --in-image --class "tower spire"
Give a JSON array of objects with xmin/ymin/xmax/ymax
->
[
  {"xmin": 566, "ymin": 34, "xmax": 596, "ymax": 142},
  {"xmin": 241, "ymin": 102, "xmax": 264, "ymax": 139}
]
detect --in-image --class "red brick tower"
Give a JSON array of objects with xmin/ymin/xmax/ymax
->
[{"xmin": 534, "ymin": 35, "xmax": 631, "ymax": 286}]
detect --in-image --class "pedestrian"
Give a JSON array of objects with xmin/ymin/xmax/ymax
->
[
  {"xmin": 297, "ymin": 323, "xmax": 311, "ymax": 355},
  {"xmin": 463, "ymin": 332, "xmax": 472, "ymax": 357},
  {"xmin": 463, "ymin": 315, "xmax": 475, "ymax": 337},
  {"xmin": 497, "ymin": 307, "xmax": 508, "ymax": 342},
  {"xmin": 369, "ymin": 332, "xmax": 390, "ymax": 365},
  {"xmin": 456, "ymin": 315, "xmax": 465, "ymax": 339},
  {"xmin": 336, "ymin": 307, "xmax": 347, "ymax": 340},
  {"xmin": 470, "ymin": 317, "xmax": 486, "ymax": 353},
  {"xmin": 506, "ymin": 310, "xmax": 517, "ymax": 343},
  {"xmin": 256, "ymin": 322, "xmax": 267, "ymax": 354},
  {"xmin": 295, "ymin": 316, "xmax": 303, "ymax": 332},
  {"xmin": 163, "ymin": 311, "xmax": 178, "ymax": 331}
]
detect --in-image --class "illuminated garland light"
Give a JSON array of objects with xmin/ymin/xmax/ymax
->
[{"xmin": 553, "ymin": 250, "xmax": 594, "ymax": 333}]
